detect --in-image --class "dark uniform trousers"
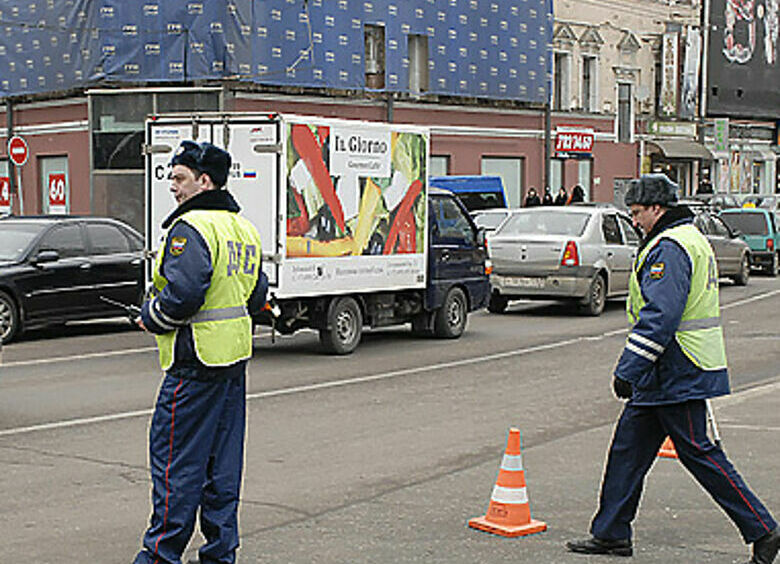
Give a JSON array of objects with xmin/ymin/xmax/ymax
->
[
  {"xmin": 591, "ymin": 399, "xmax": 777, "ymax": 544},
  {"xmin": 134, "ymin": 367, "xmax": 246, "ymax": 564}
]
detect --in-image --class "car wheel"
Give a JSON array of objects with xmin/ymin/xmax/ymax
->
[
  {"xmin": 487, "ymin": 294, "xmax": 508, "ymax": 314},
  {"xmin": 0, "ymin": 290, "xmax": 21, "ymax": 344},
  {"xmin": 579, "ymin": 274, "xmax": 606, "ymax": 316},
  {"xmin": 733, "ymin": 254, "xmax": 750, "ymax": 286},
  {"xmin": 319, "ymin": 296, "xmax": 362, "ymax": 355},
  {"xmin": 434, "ymin": 287, "xmax": 467, "ymax": 339}
]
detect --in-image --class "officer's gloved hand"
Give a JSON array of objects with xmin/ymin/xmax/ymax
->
[{"xmin": 613, "ymin": 376, "xmax": 633, "ymax": 399}]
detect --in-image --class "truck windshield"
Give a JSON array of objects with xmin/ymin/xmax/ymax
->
[
  {"xmin": 720, "ymin": 212, "xmax": 769, "ymax": 236},
  {"xmin": 498, "ymin": 210, "xmax": 590, "ymax": 237},
  {"xmin": 0, "ymin": 222, "xmax": 47, "ymax": 261}
]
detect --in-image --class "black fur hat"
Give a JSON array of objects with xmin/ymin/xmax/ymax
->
[
  {"xmin": 170, "ymin": 140, "xmax": 232, "ymax": 188},
  {"xmin": 624, "ymin": 174, "xmax": 679, "ymax": 207}
]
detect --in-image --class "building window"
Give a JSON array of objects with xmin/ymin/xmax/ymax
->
[
  {"xmin": 582, "ymin": 56, "xmax": 597, "ymax": 112},
  {"xmin": 553, "ymin": 52, "xmax": 571, "ymax": 110},
  {"xmin": 408, "ymin": 34, "xmax": 429, "ymax": 94},
  {"xmin": 617, "ymin": 83, "xmax": 633, "ymax": 143},
  {"xmin": 89, "ymin": 90, "xmax": 221, "ymax": 232},
  {"xmin": 364, "ymin": 24, "xmax": 385, "ymax": 89},
  {"xmin": 430, "ymin": 155, "xmax": 450, "ymax": 176},
  {"xmin": 481, "ymin": 156, "xmax": 524, "ymax": 208}
]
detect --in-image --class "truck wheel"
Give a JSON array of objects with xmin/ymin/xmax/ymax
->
[
  {"xmin": 0, "ymin": 290, "xmax": 20, "ymax": 344},
  {"xmin": 578, "ymin": 274, "xmax": 606, "ymax": 316},
  {"xmin": 434, "ymin": 287, "xmax": 467, "ymax": 339},
  {"xmin": 319, "ymin": 297, "xmax": 363, "ymax": 354},
  {"xmin": 733, "ymin": 254, "xmax": 750, "ymax": 286},
  {"xmin": 487, "ymin": 294, "xmax": 508, "ymax": 314}
]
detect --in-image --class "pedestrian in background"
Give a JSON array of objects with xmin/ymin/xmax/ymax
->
[
  {"xmin": 566, "ymin": 174, "xmax": 779, "ymax": 563},
  {"xmin": 566, "ymin": 184, "xmax": 585, "ymax": 204},
  {"xmin": 542, "ymin": 187, "xmax": 554, "ymax": 206},
  {"xmin": 133, "ymin": 141, "xmax": 268, "ymax": 564},
  {"xmin": 554, "ymin": 187, "xmax": 567, "ymax": 205},
  {"xmin": 524, "ymin": 187, "xmax": 541, "ymax": 207}
]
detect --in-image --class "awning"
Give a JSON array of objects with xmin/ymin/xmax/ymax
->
[{"xmin": 648, "ymin": 139, "xmax": 714, "ymax": 160}]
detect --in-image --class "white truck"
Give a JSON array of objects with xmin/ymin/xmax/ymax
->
[{"xmin": 145, "ymin": 113, "xmax": 489, "ymax": 353}]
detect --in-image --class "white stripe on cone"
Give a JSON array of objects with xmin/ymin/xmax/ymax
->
[{"xmin": 491, "ymin": 485, "xmax": 529, "ymax": 504}]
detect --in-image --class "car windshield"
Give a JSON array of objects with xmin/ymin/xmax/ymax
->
[
  {"xmin": 0, "ymin": 222, "xmax": 47, "ymax": 260},
  {"xmin": 720, "ymin": 212, "xmax": 768, "ymax": 235},
  {"xmin": 498, "ymin": 210, "xmax": 591, "ymax": 237},
  {"xmin": 473, "ymin": 212, "xmax": 507, "ymax": 229}
]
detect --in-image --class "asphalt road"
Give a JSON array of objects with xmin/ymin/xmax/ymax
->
[{"xmin": 1, "ymin": 276, "xmax": 779, "ymax": 563}]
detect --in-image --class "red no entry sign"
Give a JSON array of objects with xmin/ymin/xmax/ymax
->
[{"xmin": 8, "ymin": 136, "xmax": 29, "ymax": 166}]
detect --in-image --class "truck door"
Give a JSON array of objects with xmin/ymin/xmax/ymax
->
[
  {"xmin": 146, "ymin": 122, "xmax": 205, "ymax": 273},
  {"xmin": 214, "ymin": 119, "xmax": 280, "ymax": 285},
  {"xmin": 428, "ymin": 194, "xmax": 486, "ymax": 308}
]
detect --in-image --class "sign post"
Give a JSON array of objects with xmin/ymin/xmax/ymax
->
[{"xmin": 7, "ymin": 135, "xmax": 28, "ymax": 214}]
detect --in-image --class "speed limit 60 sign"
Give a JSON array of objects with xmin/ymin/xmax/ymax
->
[{"xmin": 48, "ymin": 172, "xmax": 67, "ymax": 214}]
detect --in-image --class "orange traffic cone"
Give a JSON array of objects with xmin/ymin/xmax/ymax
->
[
  {"xmin": 658, "ymin": 436, "xmax": 678, "ymax": 458},
  {"xmin": 469, "ymin": 428, "xmax": 547, "ymax": 537}
]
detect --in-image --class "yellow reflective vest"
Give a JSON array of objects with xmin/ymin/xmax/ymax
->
[
  {"xmin": 153, "ymin": 209, "xmax": 262, "ymax": 370},
  {"xmin": 628, "ymin": 223, "xmax": 727, "ymax": 371}
]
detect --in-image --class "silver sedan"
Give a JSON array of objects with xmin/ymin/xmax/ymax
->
[{"xmin": 487, "ymin": 205, "xmax": 640, "ymax": 316}]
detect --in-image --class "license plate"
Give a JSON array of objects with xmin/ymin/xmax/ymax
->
[{"xmin": 504, "ymin": 276, "xmax": 545, "ymax": 289}]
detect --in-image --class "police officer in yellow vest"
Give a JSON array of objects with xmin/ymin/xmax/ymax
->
[
  {"xmin": 134, "ymin": 141, "xmax": 267, "ymax": 564},
  {"xmin": 567, "ymin": 175, "xmax": 779, "ymax": 563}
]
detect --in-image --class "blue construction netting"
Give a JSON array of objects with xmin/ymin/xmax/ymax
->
[{"xmin": 0, "ymin": 0, "xmax": 552, "ymax": 103}]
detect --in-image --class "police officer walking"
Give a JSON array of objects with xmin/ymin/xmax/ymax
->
[
  {"xmin": 566, "ymin": 174, "xmax": 779, "ymax": 563},
  {"xmin": 134, "ymin": 141, "xmax": 267, "ymax": 564}
]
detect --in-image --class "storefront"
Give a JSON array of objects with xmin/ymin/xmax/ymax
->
[{"xmin": 644, "ymin": 121, "xmax": 712, "ymax": 196}]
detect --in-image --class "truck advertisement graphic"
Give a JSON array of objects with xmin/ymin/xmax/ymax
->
[{"xmin": 285, "ymin": 121, "xmax": 427, "ymax": 260}]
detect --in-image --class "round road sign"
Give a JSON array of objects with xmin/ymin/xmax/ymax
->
[{"xmin": 8, "ymin": 136, "xmax": 29, "ymax": 167}]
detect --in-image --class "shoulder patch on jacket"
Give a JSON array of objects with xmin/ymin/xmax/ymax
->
[
  {"xmin": 170, "ymin": 236, "xmax": 187, "ymax": 256},
  {"xmin": 649, "ymin": 262, "xmax": 665, "ymax": 279}
]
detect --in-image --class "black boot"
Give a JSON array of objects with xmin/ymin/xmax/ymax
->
[
  {"xmin": 746, "ymin": 528, "xmax": 780, "ymax": 564},
  {"xmin": 566, "ymin": 536, "xmax": 633, "ymax": 557}
]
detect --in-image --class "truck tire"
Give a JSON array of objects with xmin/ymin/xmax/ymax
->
[
  {"xmin": 434, "ymin": 287, "xmax": 467, "ymax": 339},
  {"xmin": 733, "ymin": 254, "xmax": 750, "ymax": 286},
  {"xmin": 0, "ymin": 290, "xmax": 20, "ymax": 344},
  {"xmin": 319, "ymin": 296, "xmax": 363, "ymax": 354},
  {"xmin": 578, "ymin": 274, "xmax": 606, "ymax": 316},
  {"xmin": 487, "ymin": 294, "xmax": 508, "ymax": 314}
]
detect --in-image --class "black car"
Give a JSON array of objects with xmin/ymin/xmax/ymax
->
[{"xmin": 0, "ymin": 216, "xmax": 145, "ymax": 343}]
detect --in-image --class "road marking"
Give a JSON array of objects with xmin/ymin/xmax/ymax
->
[
  {"xmin": 1, "ymin": 288, "xmax": 778, "ymax": 437},
  {"xmin": 1, "ymin": 332, "xmax": 276, "ymax": 368},
  {"xmin": 0, "ymin": 335, "xmax": 587, "ymax": 437}
]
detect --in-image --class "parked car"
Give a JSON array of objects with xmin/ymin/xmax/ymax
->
[
  {"xmin": 471, "ymin": 208, "xmax": 511, "ymax": 234},
  {"xmin": 690, "ymin": 207, "xmax": 751, "ymax": 285},
  {"xmin": 0, "ymin": 215, "xmax": 145, "ymax": 343},
  {"xmin": 688, "ymin": 192, "xmax": 742, "ymax": 211},
  {"xmin": 719, "ymin": 208, "xmax": 780, "ymax": 276},
  {"xmin": 486, "ymin": 205, "xmax": 641, "ymax": 316}
]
